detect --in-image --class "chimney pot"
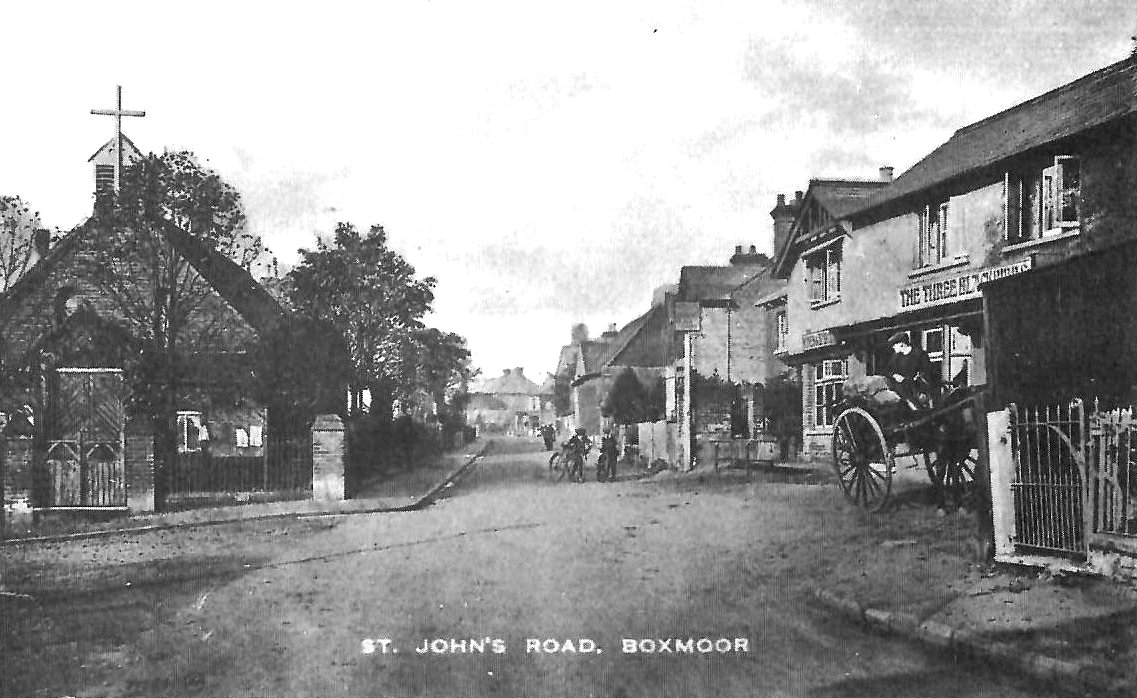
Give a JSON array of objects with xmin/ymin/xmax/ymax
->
[
  {"xmin": 515, "ymin": 367, "xmax": 524, "ymax": 376},
  {"xmin": 749, "ymin": 245, "xmax": 757, "ymax": 255},
  {"xmin": 795, "ymin": 190, "xmax": 803, "ymax": 203},
  {"xmin": 879, "ymin": 166, "xmax": 894, "ymax": 182},
  {"xmin": 503, "ymin": 369, "xmax": 511, "ymax": 376},
  {"xmin": 734, "ymin": 245, "xmax": 743, "ymax": 255},
  {"xmin": 776, "ymin": 193, "xmax": 786, "ymax": 206},
  {"xmin": 608, "ymin": 323, "xmax": 617, "ymax": 333}
]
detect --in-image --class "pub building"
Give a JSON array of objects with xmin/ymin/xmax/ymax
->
[{"xmin": 769, "ymin": 55, "xmax": 1137, "ymax": 458}]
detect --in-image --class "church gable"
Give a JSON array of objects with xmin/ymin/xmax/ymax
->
[{"xmin": 0, "ymin": 222, "xmax": 266, "ymax": 371}]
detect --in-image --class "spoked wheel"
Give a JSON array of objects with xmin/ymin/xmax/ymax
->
[
  {"xmin": 832, "ymin": 407, "xmax": 894, "ymax": 511},
  {"xmin": 549, "ymin": 452, "xmax": 567, "ymax": 481},
  {"xmin": 924, "ymin": 443, "xmax": 978, "ymax": 508}
]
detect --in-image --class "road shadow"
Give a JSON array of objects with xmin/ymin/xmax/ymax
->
[{"xmin": 0, "ymin": 550, "xmax": 269, "ymax": 697}]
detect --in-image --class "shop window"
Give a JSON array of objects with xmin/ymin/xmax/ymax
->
[
  {"xmin": 918, "ymin": 325, "xmax": 973, "ymax": 387},
  {"xmin": 177, "ymin": 411, "xmax": 203, "ymax": 453},
  {"xmin": 947, "ymin": 327, "xmax": 972, "ymax": 387},
  {"xmin": 806, "ymin": 242, "xmax": 841, "ymax": 307},
  {"xmin": 812, "ymin": 359, "xmax": 848, "ymax": 428},
  {"xmin": 1005, "ymin": 156, "xmax": 1080, "ymax": 244},
  {"xmin": 921, "ymin": 328, "xmax": 944, "ymax": 382},
  {"xmin": 917, "ymin": 199, "xmax": 950, "ymax": 268}
]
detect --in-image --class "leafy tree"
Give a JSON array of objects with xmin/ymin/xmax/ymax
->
[
  {"xmin": 89, "ymin": 150, "xmax": 268, "ymax": 510},
  {"xmin": 0, "ymin": 196, "xmax": 50, "ymax": 292},
  {"xmin": 411, "ymin": 327, "xmax": 475, "ymax": 413},
  {"xmin": 288, "ymin": 223, "xmax": 436, "ymax": 419}
]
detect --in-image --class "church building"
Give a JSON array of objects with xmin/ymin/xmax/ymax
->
[{"xmin": 1, "ymin": 94, "xmax": 347, "ymax": 532}]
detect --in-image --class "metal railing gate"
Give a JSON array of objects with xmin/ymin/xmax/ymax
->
[{"xmin": 1006, "ymin": 401, "xmax": 1088, "ymax": 558}]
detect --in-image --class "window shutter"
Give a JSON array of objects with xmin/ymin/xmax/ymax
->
[
  {"xmin": 938, "ymin": 202, "xmax": 950, "ymax": 259},
  {"xmin": 1004, "ymin": 173, "xmax": 1021, "ymax": 241},
  {"xmin": 1042, "ymin": 164, "xmax": 1057, "ymax": 231},
  {"xmin": 803, "ymin": 364, "xmax": 816, "ymax": 431},
  {"xmin": 1055, "ymin": 156, "xmax": 1080, "ymax": 226}
]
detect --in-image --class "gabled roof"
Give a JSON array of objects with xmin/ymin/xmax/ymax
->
[
  {"xmin": 772, "ymin": 178, "xmax": 889, "ymax": 278},
  {"xmin": 470, "ymin": 369, "xmax": 541, "ymax": 395},
  {"xmin": 809, "ymin": 179, "xmax": 890, "ymax": 218},
  {"xmin": 88, "ymin": 134, "xmax": 144, "ymax": 163},
  {"xmin": 852, "ymin": 56, "xmax": 1137, "ymax": 219},
  {"xmin": 678, "ymin": 261, "xmax": 768, "ymax": 302},
  {"xmin": 0, "ymin": 217, "xmax": 288, "ymax": 340},
  {"xmin": 578, "ymin": 340, "xmax": 611, "ymax": 376},
  {"xmin": 161, "ymin": 222, "xmax": 287, "ymax": 336},
  {"xmin": 606, "ymin": 303, "xmax": 674, "ymax": 368}
]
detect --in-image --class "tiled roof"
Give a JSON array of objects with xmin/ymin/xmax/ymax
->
[
  {"xmin": 809, "ymin": 179, "xmax": 890, "ymax": 218},
  {"xmin": 0, "ymin": 218, "xmax": 288, "ymax": 338},
  {"xmin": 606, "ymin": 304, "xmax": 674, "ymax": 368},
  {"xmin": 852, "ymin": 57, "xmax": 1137, "ymax": 218},
  {"xmin": 471, "ymin": 370, "xmax": 542, "ymax": 395},
  {"xmin": 162, "ymin": 222, "xmax": 288, "ymax": 336},
  {"xmin": 678, "ymin": 263, "xmax": 767, "ymax": 301}
]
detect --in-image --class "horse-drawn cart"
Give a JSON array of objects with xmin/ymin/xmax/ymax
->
[{"xmin": 831, "ymin": 377, "xmax": 983, "ymax": 511}]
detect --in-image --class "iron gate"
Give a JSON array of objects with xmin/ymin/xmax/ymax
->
[
  {"xmin": 43, "ymin": 368, "xmax": 126, "ymax": 507},
  {"xmin": 1086, "ymin": 404, "xmax": 1137, "ymax": 541},
  {"xmin": 1006, "ymin": 401, "xmax": 1088, "ymax": 558}
]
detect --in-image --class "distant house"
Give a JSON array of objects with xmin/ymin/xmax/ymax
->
[{"xmin": 465, "ymin": 367, "xmax": 544, "ymax": 435}]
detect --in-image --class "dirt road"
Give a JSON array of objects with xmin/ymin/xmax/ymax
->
[{"xmin": 2, "ymin": 439, "xmax": 1065, "ymax": 697}]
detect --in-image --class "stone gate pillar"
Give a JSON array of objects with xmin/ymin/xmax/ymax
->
[{"xmin": 312, "ymin": 414, "xmax": 345, "ymax": 501}]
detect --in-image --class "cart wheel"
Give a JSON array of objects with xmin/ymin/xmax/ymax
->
[
  {"xmin": 926, "ymin": 444, "xmax": 977, "ymax": 506},
  {"xmin": 832, "ymin": 407, "xmax": 893, "ymax": 511}
]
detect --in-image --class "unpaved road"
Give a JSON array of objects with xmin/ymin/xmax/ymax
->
[{"xmin": 3, "ymin": 439, "xmax": 1065, "ymax": 697}]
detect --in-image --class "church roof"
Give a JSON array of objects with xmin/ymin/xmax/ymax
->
[
  {"xmin": 88, "ymin": 133, "xmax": 144, "ymax": 163},
  {"xmin": 0, "ymin": 217, "xmax": 288, "ymax": 342}
]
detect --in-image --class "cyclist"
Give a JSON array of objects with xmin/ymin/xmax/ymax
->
[{"xmin": 564, "ymin": 427, "xmax": 592, "ymax": 482}]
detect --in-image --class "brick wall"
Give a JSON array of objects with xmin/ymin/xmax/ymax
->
[{"xmin": 2, "ymin": 436, "xmax": 35, "ymax": 532}]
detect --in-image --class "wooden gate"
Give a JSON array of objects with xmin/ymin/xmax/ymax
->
[{"xmin": 44, "ymin": 368, "xmax": 126, "ymax": 507}]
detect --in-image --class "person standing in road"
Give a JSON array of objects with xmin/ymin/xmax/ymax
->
[{"xmin": 599, "ymin": 426, "xmax": 618, "ymax": 482}]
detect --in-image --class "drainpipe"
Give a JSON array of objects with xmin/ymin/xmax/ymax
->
[{"xmin": 684, "ymin": 332, "xmax": 694, "ymax": 471}]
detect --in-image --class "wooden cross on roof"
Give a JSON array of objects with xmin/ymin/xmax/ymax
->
[{"xmin": 90, "ymin": 85, "xmax": 145, "ymax": 192}]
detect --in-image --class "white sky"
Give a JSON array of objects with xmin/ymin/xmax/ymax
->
[{"xmin": 1, "ymin": 1, "xmax": 1133, "ymax": 380}]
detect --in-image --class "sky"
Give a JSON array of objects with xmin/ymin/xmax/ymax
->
[{"xmin": 1, "ymin": 0, "xmax": 1134, "ymax": 381}]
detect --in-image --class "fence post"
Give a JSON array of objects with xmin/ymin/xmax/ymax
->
[
  {"xmin": 973, "ymin": 392, "xmax": 994, "ymax": 560},
  {"xmin": 987, "ymin": 404, "xmax": 1018, "ymax": 560},
  {"xmin": 311, "ymin": 414, "xmax": 345, "ymax": 502}
]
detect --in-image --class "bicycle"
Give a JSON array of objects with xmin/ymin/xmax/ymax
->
[{"xmin": 549, "ymin": 443, "xmax": 587, "ymax": 483}]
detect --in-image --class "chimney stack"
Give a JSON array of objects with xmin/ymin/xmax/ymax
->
[
  {"xmin": 514, "ymin": 367, "xmax": 524, "ymax": 377},
  {"xmin": 795, "ymin": 190, "xmax": 803, "ymax": 204},
  {"xmin": 771, "ymin": 193, "xmax": 798, "ymax": 261},
  {"xmin": 503, "ymin": 368, "xmax": 511, "ymax": 376},
  {"xmin": 879, "ymin": 166, "xmax": 894, "ymax": 183},
  {"xmin": 33, "ymin": 228, "xmax": 51, "ymax": 258},
  {"xmin": 748, "ymin": 245, "xmax": 757, "ymax": 255}
]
